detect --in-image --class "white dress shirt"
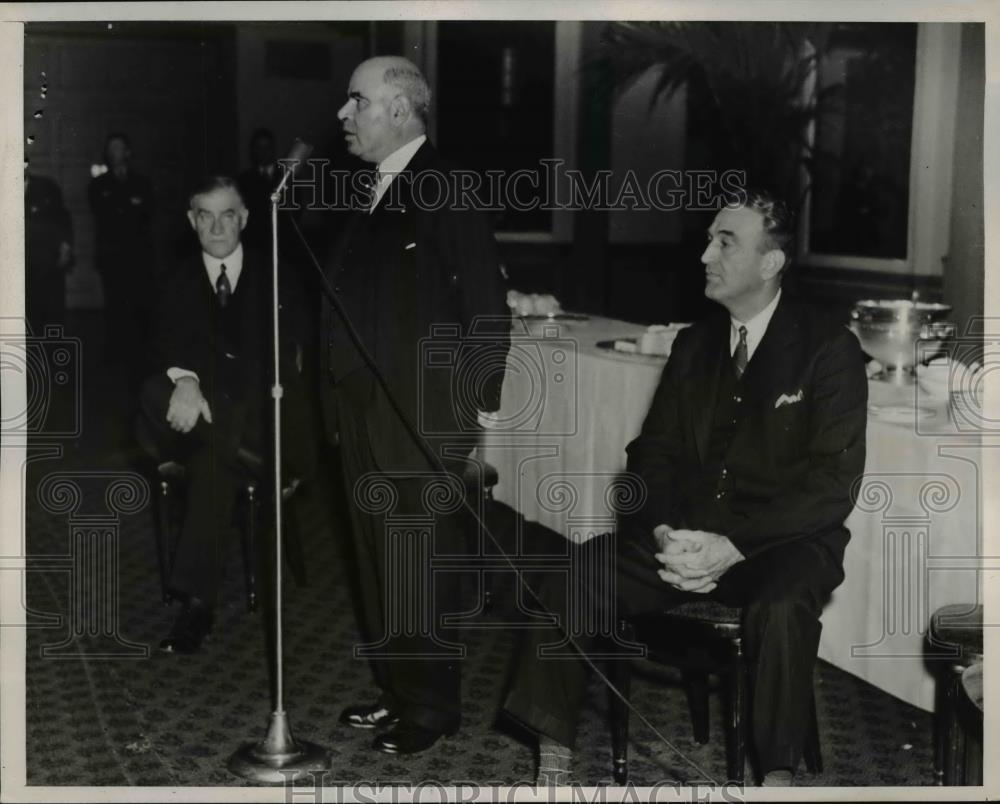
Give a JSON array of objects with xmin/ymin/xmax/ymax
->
[
  {"xmin": 202, "ymin": 242, "xmax": 244, "ymax": 293},
  {"xmin": 729, "ymin": 288, "xmax": 781, "ymax": 362},
  {"xmin": 369, "ymin": 134, "xmax": 427, "ymax": 212},
  {"xmin": 166, "ymin": 244, "xmax": 245, "ymax": 384}
]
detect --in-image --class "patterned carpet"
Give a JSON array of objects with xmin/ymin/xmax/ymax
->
[
  {"xmin": 21, "ymin": 454, "xmax": 938, "ymax": 790},
  {"xmin": 18, "ymin": 322, "xmax": 939, "ymax": 791}
]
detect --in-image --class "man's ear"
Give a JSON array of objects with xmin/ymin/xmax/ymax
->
[
  {"xmin": 186, "ymin": 208, "xmax": 197, "ymax": 232},
  {"xmin": 239, "ymin": 207, "xmax": 249, "ymax": 231},
  {"xmin": 389, "ymin": 94, "xmax": 411, "ymax": 127},
  {"xmin": 761, "ymin": 249, "xmax": 786, "ymax": 280}
]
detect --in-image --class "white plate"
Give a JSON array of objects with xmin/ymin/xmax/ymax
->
[
  {"xmin": 595, "ymin": 338, "xmax": 670, "ymax": 362},
  {"xmin": 869, "ymin": 403, "xmax": 936, "ymax": 424}
]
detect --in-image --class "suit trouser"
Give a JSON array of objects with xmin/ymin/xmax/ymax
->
[
  {"xmin": 137, "ymin": 374, "xmax": 260, "ymax": 607},
  {"xmin": 504, "ymin": 529, "xmax": 845, "ymax": 773},
  {"xmin": 334, "ymin": 392, "xmax": 467, "ymax": 734}
]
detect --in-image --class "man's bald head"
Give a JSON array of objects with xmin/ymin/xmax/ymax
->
[
  {"xmin": 337, "ymin": 56, "xmax": 431, "ymax": 163},
  {"xmin": 368, "ymin": 56, "xmax": 431, "ymax": 124}
]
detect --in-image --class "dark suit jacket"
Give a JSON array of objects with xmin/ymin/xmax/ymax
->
[
  {"xmin": 88, "ymin": 170, "xmax": 154, "ymax": 266},
  {"xmin": 151, "ymin": 248, "xmax": 305, "ymax": 413},
  {"xmin": 319, "ymin": 141, "xmax": 510, "ymax": 472},
  {"xmin": 624, "ymin": 294, "xmax": 868, "ymax": 561},
  {"xmin": 143, "ymin": 247, "xmax": 312, "ymax": 478},
  {"xmin": 237, "ymin": 165, "xmax": 281, "ymax": 253},
  {"xmin": 25, "ymin": 173, "xmax": 73, "ymax": 275}
]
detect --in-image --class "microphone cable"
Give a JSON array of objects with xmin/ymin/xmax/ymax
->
[{"xmin": 285, "ymin": 210, "xmax": 721, "ymax": 787}]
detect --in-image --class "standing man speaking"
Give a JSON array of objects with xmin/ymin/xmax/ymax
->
[{"xmin": 319, "ymin": 56, "xmax": 509, "ymax": 755}]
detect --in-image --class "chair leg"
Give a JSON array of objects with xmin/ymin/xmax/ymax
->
[
  {"xmin": 482, "ymin": 489, "xmax": 494, "ymax": 614},
  {"xmin": 802, "ymin": 686, "xmax": 823, "ymax": 774},
  {"xmin": 933, "ymin": 665, "xmax": 947, "ymax": 785},
  {"xmin": 480, "ymin": 572, "xmax": 494, "ymax": 616},
  {"xmin": 609, "ymin": 620, "xmax": 633, "ymax": 785},
  {"xmin": 682, "ymin": 669, "xmax": 711, "ymax": 744},
  {"xmin": 943, "ymin": 668, "xmax": 965, "ymax": 785},
  {"xmin": 482, "ymin": 573, "xmax": 494, "ymax": 615},
  {"xmin": 244, "ymin": 482, "xmax": 257, "ymax": 613},
  {"xmin": 724, "ymin": 645, "xmax": 747, "ymax": 784},
  {"xmin": 283, "ymin": 490, "xmax": 307, "ymax": 588},
  {"xmin": 156, "ymin": 479, "xmax": 174, "ymax": 605},
  {"xmin": 961, "ymin": 718, "xmax": 983, "ymax": 786}
]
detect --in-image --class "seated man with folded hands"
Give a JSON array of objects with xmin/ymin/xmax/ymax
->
[
  {"xmin": 503, "ymin": 189, "xmax": 868, "ymax": 787},
  {"xmin": 137, "ymin": 175, "xmax": 307, "ymax": 653}
]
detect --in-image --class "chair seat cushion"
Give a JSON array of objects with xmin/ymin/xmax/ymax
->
[
  {"xmin": 460, "ymin": 459, "xmax": 499, "ymax": 491},
  {"xmin": 157, "ymin": 461, "xmax": 187, "ymax": 482},
  {"xmin": 629, "ymin": 600, "xmax": 743, "ymax": 657},
  {"xmin": 961, "ymin": 662, "xmax": 984, "ymax": 715},
  {"xmin": 929, "ymin": 604, "xmax": 983, "ymax": 663},
  {"xmin": 663, "ymin": 599, "xmax": 742, "ymax": 628}
]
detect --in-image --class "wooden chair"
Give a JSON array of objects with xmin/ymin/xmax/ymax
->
[
  {"xmin": 956, "ymin": 663, "xmax": 983, "ymax": 786},
  {"xmin": 154, "ymin": 455, "xmax": 304, "ymax": 612},
  {"xmin": 456, "ymin": 451, "xmax": 499, "ymax": 615},
  {"xmin": 927, "ymin": 603, "xmax": 983, "ymax": 785},
  {"xmin": 607, "ymin": 600, "xmax": 822, "ymax": 784}
]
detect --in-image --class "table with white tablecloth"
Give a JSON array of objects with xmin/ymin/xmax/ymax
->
[{"xmin": 482, "ymin": 314, "xmax": 983, "ymax": 711}]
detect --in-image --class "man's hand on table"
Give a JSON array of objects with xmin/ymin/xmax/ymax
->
[
  {"xmin": 653, "ymin": 525, "xmax": 745, "ymax": 594},
  {"xmin": 167, "ymin": 376, "xmax": 213, "ymax": 433}
]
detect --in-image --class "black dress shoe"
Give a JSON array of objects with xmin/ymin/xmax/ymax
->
[
  {"xmin": 339, "ymin": 702, "xmax": 400, "ymax": 730},
  {"xmin": 159, "ymin": 598, "xmax": 213, "ymax": 654},
  {"xmin": 372, "ymin": 722, "xmax": 457, "ymax": 755}
]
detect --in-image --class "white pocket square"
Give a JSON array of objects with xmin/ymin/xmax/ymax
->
[
  {"xmin": 405, "ymin": 242, "xmax": 417, "ymax": 250},
  {"xmin": 774, "ymin": 390, "xmax": 803, "ymax": 409}
]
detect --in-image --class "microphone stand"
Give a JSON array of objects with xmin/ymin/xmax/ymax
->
[{"xmin": 229, "ymin": 148, "xmax": 331, "ymax": 783}]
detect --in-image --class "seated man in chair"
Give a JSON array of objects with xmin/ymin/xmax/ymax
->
[
  {"xmin": 503, "ymin": 189, "xmax": 868, "ymax": 786},
  {"xmin": 137, "ymin": 174, "xmax": 304, "ymax": 654}
]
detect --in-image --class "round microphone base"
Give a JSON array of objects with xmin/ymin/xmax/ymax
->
[{"xmin": 228, "ymin": 711, "xmax": 331, "ymax": 784}]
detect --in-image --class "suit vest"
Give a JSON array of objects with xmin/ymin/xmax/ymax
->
[
  {"xmin": 208, "ymin": 280, "xmax": 248, "ymax": 399},
  {"xmin": 690, "ymin": 360, "xmax": 747, "ymax": 533}
]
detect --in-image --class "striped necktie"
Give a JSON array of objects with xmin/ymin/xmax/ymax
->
[
  {"xmin": 733, "ymin": 325, "xmax": 748, "ymax": 379},
  {"xmin": 216, "ymin": 263, "xmax": 232, "ymax": 307}
]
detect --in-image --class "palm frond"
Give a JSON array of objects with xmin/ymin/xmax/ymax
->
[{"xmin": 592, "ymin": 20, "xmax": 842, "ymax": 195}]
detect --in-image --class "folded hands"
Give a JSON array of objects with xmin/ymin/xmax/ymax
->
[{"xmin": 653, "ymin": 525, "xmax": 745, "ymax": 594}]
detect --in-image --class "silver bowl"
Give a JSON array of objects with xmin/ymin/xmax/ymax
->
[{"xmin": 849, "ymin": 299, "xmax": 954, "ymax": 381}]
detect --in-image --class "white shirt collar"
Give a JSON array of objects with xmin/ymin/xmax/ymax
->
[
  {"xmin": 730, "ymin": 288, "xmax": 781, "ymax": 361},
  {"xmin": 370, "ymin": 134, "xmax": 427, "ymax": 212},
  {"xmin": 201, "ymin": 242, "xmax": 244, "ymax": 292}
]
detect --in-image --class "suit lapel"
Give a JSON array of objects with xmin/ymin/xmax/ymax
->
[
  {"xmin": 738, "ymin": 293, "xmax": 802, "ymax": 405},
  {"xmin": 190, "ymin": 253, "xmax": 213, "ymax": 327},
  {"xmin": 239, "ymin": 251, "xmax": 259, "ymax": 334},
  {"xmin": 369, "ymin": 140, "xmax": 436, "ymax": 219}
]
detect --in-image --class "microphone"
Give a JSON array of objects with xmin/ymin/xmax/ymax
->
[
  {"xmin": 272, "ymin": 138, "xmax": 314, "ymax": 197},
  {"xmin": 285, "ymin": 138, "xmax": 314, "ymax": 168}
]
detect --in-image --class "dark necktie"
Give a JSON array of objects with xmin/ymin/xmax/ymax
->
[
  {"xmin": 360, "ymin": 170, "xmax": 380, "ymax": 212},
  {"xmin": 733, "ymin": 325, "xmax": 748, "ymax": 379},
  {"xmin": 216, "ymin": 263, "xmax": 232, "ymax": 307}
]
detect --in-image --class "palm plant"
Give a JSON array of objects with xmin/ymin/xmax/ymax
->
[{"xmin": 596, "ymin": 21, "xmax": 841, "ymax": 205}]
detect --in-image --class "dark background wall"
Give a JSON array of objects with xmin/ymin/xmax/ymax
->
[
  {"xmin": 24, "ymin": 20, "xmax": 983, "ymax": 330},
  {"xmin": 943, "ymin": 23, "xmax": 985, "ymax": 344},
  {"xmin": 25, "ymin": 23, "xmax": 239, "ymax": 308}
]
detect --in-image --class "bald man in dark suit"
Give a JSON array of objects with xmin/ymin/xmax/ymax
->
[{"xmin": 319, "ymin": 56, "xmax": 509, "ymax": 756}]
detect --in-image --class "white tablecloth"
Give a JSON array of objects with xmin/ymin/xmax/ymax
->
[{"xmin": 482, "ymin": 315, "xmax": 982, "ymax": 711}]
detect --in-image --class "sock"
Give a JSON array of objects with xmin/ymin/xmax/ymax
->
[
  {"xmin": 536, "ymin": 735, "xmax": 573, "ymax": 786},
  {"xmin": 761, "ymin": 768, "xmax": 794, "ymax": 787}
]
